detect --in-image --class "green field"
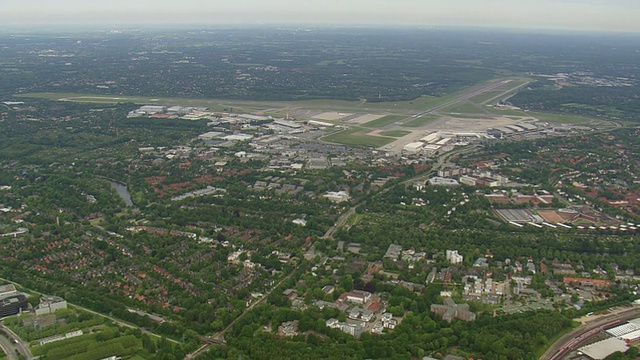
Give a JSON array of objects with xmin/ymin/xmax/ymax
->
[
  {"xmin": 321, "ymin": 127, "xmax": 395, "ymax": 147},
  {"xmin": 525, "ymin": 111, "xmax": 610, "ymax": 125},
  {"xmin": 31, "ymin": 332, "xmax": 140, "ymax": 360},
  {"xmin": 468, "ymin": 90, "xmax": 504, "ymax": 104},
  {"xmin": 362, "ymin": 115, "xmax": 406, "ymax": 128},
  {"xmin": 379, "ymin": 130, "xmax": 411, "ymax": 137},
  {"xmin": 440, "ymin": 101, "xmax": 486, "ymax": 115},
  {"xmin": 466, "ymin": 78, "xmax": 531, "ymax": 105},
  {"xmin": 401, "ymin": 115, "xmax": 439, "ymax": 128}
]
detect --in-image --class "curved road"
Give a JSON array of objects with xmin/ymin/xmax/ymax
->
[{"xmin": 0, "ymin": 324, "xmax": 33, "ymax": 360}]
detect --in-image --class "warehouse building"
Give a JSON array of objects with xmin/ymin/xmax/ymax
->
[{"xmin": 578, "ymin": 337, "xmax": 628, "ymax": 359}]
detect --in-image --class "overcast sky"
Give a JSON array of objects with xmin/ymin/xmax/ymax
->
[{"xmin": 2, "ymin": 0, "xmax": 639, "ymax": 32}]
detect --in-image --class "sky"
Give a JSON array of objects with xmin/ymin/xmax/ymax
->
[{"xmin": 2, "ymin": 0, "xmax": 639, "ymax": 32}]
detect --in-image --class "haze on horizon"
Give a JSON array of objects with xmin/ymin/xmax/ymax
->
[{"xmin": 1, "ymin": 0, "xmax": 640, "ymax": 33}]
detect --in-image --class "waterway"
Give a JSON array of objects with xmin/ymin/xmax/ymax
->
[{"xmin": 109, "ymin": 181, "xmax": 134, "ymax": 207}]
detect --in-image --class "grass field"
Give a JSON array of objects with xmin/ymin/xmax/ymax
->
[
  {"xmin": 526, "ymin": 111, "xmax": 609, "ymax": 125},
  {"xmin": 401, "ymin": 115, "xmax": 439, "ymax": 128},
  {"xmin": 441, "ymin": 101, "xmax": 486, "ymax": 115},
  {"xmin": 468, "ymin": 90, "xmax": 504, "ymax": 104},
  {"xmin": 321, "ymin": 127, "xmax": 395, "ymax": 147},
  {"xmin": 16, "ymin": 92, "xmax": 432, "ymax": 114},
  {"xmin": 362, "ymin": 115, "xmax": 406, "ymax": 128},
  {"xmin": 379, "ymin": 130, "xmax": 411, "ymax": 137},
  {"xmin": 491, "ymin": 108, "xmax": 608, "ymax": 125}
]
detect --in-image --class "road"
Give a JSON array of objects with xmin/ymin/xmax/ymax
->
[
  {"xmin": 540, "ymin": 306, "xmax": 640, "ymax": 360},
  {"xmin": 0, "ymin": 324, "xmax": 33, "ymax": 360},
  {"xmin": 0, "ymin": 333, "xmax": 19, "ymax": 360},
  {"xmin": 185, "ymin": 268, "xmax": 298, "ymax": 359},
  {"xmin": 322, "ymin": 207, "xmax": 356, "ymax": 239}
]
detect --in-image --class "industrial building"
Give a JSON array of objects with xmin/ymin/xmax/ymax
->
[
  {"xmin": 403, "ymin": 142, "xmax": 424, "ymax": 153},
  {"xmin": 428, "ymin": 177, "xmax": 459, "ymax": 187},
  {"xmin": 578, "ymin": 337, "xmax": 628, "ymax": 359},
  {"xmin": 221, "ymin": 134, "xmax": 254, "ymax": 142},
  {"xmin": 0, "ymin": 294, "xmax": 28, "ymax": 318},
  {"xmin": 198, "ymin": 131, "xmax": 224, "ymax": 140},
  {"xmin": 139, "ymin": 105, "xmax": 166, "ymax": 114}
]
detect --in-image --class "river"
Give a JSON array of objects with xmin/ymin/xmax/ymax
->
[{"xmin": 109, "ymin": 181, "xmax": 134, "ymax": 207}]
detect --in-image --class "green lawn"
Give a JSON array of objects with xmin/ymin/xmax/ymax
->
[
  {"xmin": 468, "ymin": 90, "xmax": 503, "ymax": 104},
  {"xmin": 362, "ymin": 115, "xmax": 406, "ymax": 128},
  {"xmin": 401, "ymin": 115, "xmax": 439, "ymax": 127},
  {"xmin": 517, "ymin": 110, "xmax": 607, "ymax": 125},
  {"xmin": 440, "ymin": 101, "xmax": 486, "ymax": 115},
  {"xmin": 321, "ymin": 127, "xmax": 395, "ymax": 147},
  {"xmin": 379, "ymin": 130, "xmax": 411, "ymax": 137}
]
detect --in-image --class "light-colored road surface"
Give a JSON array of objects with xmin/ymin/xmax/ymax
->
[
  {"xmin": 540, "ymin": 306, "xmax": 640, "ymax": 360},
  {"xmin": 0, "ymin": 324, "xmax": 33, "ymax": 360},
  {"xmin": 0, "ymin": 333, "xmax": 19, "ymax": 360},
  {"xmin": 322, "ymin": 207, "xmax": 356, "ymax": 239}
]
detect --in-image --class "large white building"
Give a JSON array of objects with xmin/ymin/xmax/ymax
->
[
  {"xmin": 324, "ymin": 191, "xmax": 350, "ymax": 203},
  {"xmin": 35, "ymin": 295, "xmax": 67, "ymax": 316},
  {"xmin": 446, "ymin": 250, "xmax": 464, "ymax": 265},
  {"xmin": 403, "ymin": 142, "xmax": 424, "ymax": 153},
  {"xmin": 428, "ymin": 177, "xmax": 459, "ymax": 187},
  {"xmin": 578, "ymin": 337, "xmax": 628, "ymax": 359},
  {"xmin": 459, "ymin": 176, "xmax": 478, "ymax": 186},
  {"xmin": 139, "ymin": 105, "xmax": 166, "ymax": 114}
]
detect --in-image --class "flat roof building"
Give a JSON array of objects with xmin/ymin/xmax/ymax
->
[
  {"xmin": 35, "ymin": 295, "xmax": 67, "ymax": 316},
  {"xmin": 198, "ymin": 131, "xmax": 224, "ymax": 140},
  {"xmin": 0, "ymin": 284, "xmax": 17, "ymax": 298},
  {"xmin": 431, "ymin": 298, "xmax": 476, "ymax": 323},
  {"xmin": 428, "ymin": 177, "xmax": 459, "ymax": 187},
  {"xmin": 0, "ymin": 294, "xmax": 28, "ymax": 318},
  {"xmin": 403, "ymin": 142, "xmax": 424, "ymax": 153},
  {"xmin": 578, "ymin": 338, "xmax": 628, "ymax": 360}
]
